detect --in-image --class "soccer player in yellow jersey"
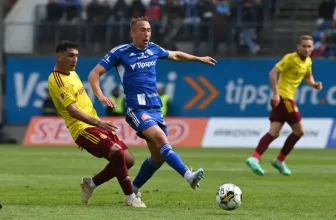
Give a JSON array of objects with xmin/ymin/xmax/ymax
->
[
  {"xmin": 246, "ymin": 35, "xmax": 323, "ymax": 176},
  {"xmin": 48, "ymin": 41, "xmax": 146, "ymax": 207}
]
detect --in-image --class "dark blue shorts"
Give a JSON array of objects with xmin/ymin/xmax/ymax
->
[{"xmin": 125, "ymin": 107, "xmax": 168, "ymax": 139}]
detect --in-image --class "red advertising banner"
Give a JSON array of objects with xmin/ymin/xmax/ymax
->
[{"xmin": 23, "ymin": 117, "xmax": 208, "ymax": 147}]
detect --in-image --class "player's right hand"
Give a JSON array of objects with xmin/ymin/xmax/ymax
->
[
  {"xmin": 270, "ymin": 94, "xmax": 280, "ymax": 108},
  {"xmin": 98, "ymin": 96, "xmax": 117, "ymax": 108},
  {"xmin": 97, "ymin": 121, "xmax": 118, "ymax": 132}
]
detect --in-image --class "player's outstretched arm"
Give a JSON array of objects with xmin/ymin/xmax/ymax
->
[
  {"xmin": 167, "ymin": 51, "xmax": 217, "ymax": 65},
  {"xmin": 304, "ymin": 74, "xmax": 323, "ymax": 90},
  {"xmin": 66, "ymin": 103, "xmax": 118, "ymax": 132},
  {"xmin": 88, "ymin": 64, "xmax": 117, "ymax": 107}
]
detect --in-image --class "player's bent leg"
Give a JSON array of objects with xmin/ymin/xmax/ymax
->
[
  {"xmin": 142, "ymin": 125, "xmax": 204, "ymax": 190},
  {"xmin": 106, "ymin": 144, "xmax": 146, "ymax": 208},
  {"xmin": 80, "ymin": 143, "xmax": 123, "ymax": 205},
  {"xmin": 273, "ymin": 121, "xmax": 304, "ymax": 176},
  {"xmin": 246, "ymin": 122, "xmax": 283, "ymax": 176}
]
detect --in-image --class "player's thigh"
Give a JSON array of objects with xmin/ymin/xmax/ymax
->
[
  {"xmin": 269, "ymin": 99, "xmax": 286, "ymax": 125},
  {"xmin": 269, "ymin": 122, "xmax": 284, "ymax": 137},
  {"xmin": 285, "ymin": 99, "xmax": 303, "ymax": 136},
  {"xmin": 126, "ymin": 108, "xmax": 156, "ymax": 139},
  {"xmin": 290, "ymin": 121, "xmax": 304, "ymax": 136},
  {"xmin": 142, "ymin": 125, "xmax": 169, "ymax": 148},
  {"xmin": 107, "ymin": 131, "xmax": 135, "ymax": 168},
  {"xmin": 154, "ymin": 109, "xmax": 168, "ymax": 137},
  {"xmin": 126, "ymin": 108, "xmax": 168, "ymax": 144},
  {"xmin": 75, "ymin": 127, "xmax": 120, "ymax": 159},
  {"xmin": 147, "ymin": 140, "xmax": 165, "ymax": 164}
]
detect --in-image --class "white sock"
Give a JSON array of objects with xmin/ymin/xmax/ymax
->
[
  {"xmin": 90, "ymin": 178, "xmax": 96, "ymax": 189},
  {"xmin": 184, "ymin": 170, "xmax": 193, "ymax": 183},
  {"xmin": 126, "ymin": 193, "xmax": 136, "ymax": 200},
  {"xmin": 132, "ymin": 185, "xmax": 139, "ymax": 194}
]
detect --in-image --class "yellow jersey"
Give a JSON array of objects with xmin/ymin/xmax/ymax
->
[
  {"xmin": 48, "ymin": 71, "xmax": 99, "ymax": 140},
  {"xmin": 275, "ymin": 52, "xmax": 312, "ymax": 99}
]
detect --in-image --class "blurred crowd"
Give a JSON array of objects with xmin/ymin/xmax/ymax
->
[
  {"xmin": 38, "ymin": 0, "xmax": 264, "ymax": 55},
  {"xmin": 313, "ymin": 0, "xmax": 336, "ymax": 58}
]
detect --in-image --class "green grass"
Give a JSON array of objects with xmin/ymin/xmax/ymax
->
[{"xmin": 0, "ymin": 145, "xmax": 336, "ymax": 220}]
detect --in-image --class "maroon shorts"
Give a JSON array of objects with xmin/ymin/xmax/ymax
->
[
  {"xmin": 269, "ymin": 96, "xmax": 301, "ymax": 125},
  {"xmin": 75, "ymin": 127, "xmax": 128, "ymax": 159}
]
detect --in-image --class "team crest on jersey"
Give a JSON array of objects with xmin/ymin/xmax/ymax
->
[
  {"xmin": 141, "ymin": 114, "xmax": 151, "ymax": 121},
  {"xmin": 146, "ymin": 49, "xmax": 153, "ymax": 56},
  {"xmin": 99, "ymin": 133, "xmax": 107, "ymax": 139}
]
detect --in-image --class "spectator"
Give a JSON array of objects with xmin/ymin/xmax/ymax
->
[
  {"xmin": 216, "ymin": 0, "xmax": 231, "ymax": 16},
  {"xmin": 87, "ymin": 0, "xmax": 111, "ymax": 50},
  {"xmin": 318, "ymin": 21, "xmax": 336, "ymax": 58},
  {"xmin": 157, "ymin": 83, "xmax": 170, "ymax": 116},
  {"xmin": 240, "ymin": 0, "xmax": 260, "ymax": 55},
  {"xmin": 46, "ymin": 0, "xmax": 64, "ymax": 23},
  {"xmin": 113, "ymin": 0, "xmax": 128, "ymax": 21},
  {"xmin": 159, "ymin": 0, "xmax": 185, "ymax": 50},
  {"xmin": 254, "ymin": 0, "xmax": 264, "ymax": 38},
  {"xmin": 87, "ymin": 0, "xmax": 104, "ymax": 22},
  {"xmin": 145, "ymin": 0, "xmax": 162, "ymax": 21},
  {"xmin": 318, "ymin": 0, "xmax": 335, "ymax": 24},
  {"xmin": 58, "ymin": 0, "xmax": 81, "ymax": 24},
  {"xmin": 129, "ymin": 0, "xmax": 146, "ymax": 18}
]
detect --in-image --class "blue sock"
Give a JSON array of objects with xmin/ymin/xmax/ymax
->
[
  {"xmin": 133, "ymin": 157, "xmax": 161, "ymax": 189},
  {"xmin": 160, "ymin": 143, "xmax": 188, "ymax": 177}
]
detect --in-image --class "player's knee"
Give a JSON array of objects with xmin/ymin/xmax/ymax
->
[
  {"xmin": 106, "ymin": 143, "xmax": 122, "ymax": 160},
  {"xmin": 268, "ymin": 131, "xmax": 280, "ymax": 139},
  {"xmin": 126, "ymin": 156, "xmax": 135, "ymax": 169},
  {"xmin": 293, "ymin": 129, "xmax": 304, "ymax": 137},
  {"xmin": 153, "ymin": 131, "xmax": 168, "ymax": 148}
]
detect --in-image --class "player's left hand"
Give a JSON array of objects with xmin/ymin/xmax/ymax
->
[
  {"xmin": 313, "ymin": 82, "xmax": 323, "ymax": 90},
  {"xmin": 98, "ymin": 96, "xmax": 118, "ymax": 108},
  {"xmin": 199, "ymin": 56, "xmax": 217, "ymax": 65}
]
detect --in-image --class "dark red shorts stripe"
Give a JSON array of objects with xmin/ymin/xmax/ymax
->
[{"xmin": 75, "ymin": 127, "xmax": 128, "ymax": 159}]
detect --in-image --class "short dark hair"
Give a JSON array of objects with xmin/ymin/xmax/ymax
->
[
  {"xmin": 55, "ymin": 40, "xmax": 79, "ymax": 53},
  {"xmin": 130, "ymin": 16, "xmax": 149, "ymax": 28},
  {"xmin": 298, "ymin": 35, "xmax": 313, "ymax": 44}
]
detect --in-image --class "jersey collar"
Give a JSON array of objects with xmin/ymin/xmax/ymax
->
[
  {"xmin": 131, "ymin": 43, "xmax": 148, "ymax": 50},
  {"xmin": 53, "ymin": 70, "xmax": 71, "ymax": 76}
]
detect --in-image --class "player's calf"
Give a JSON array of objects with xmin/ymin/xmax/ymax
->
[{"xmin": 143, "ymin": 125, "xmax": 205, "ymax": 189}]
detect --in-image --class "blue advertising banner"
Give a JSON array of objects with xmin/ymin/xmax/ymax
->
[{"xmin": 5, "ymin": 56, "xmax": 336, "ymax": 123}]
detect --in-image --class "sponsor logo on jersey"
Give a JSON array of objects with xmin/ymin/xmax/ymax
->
[
  {"xmin": 130, "ymin": 60, "xmax": 156, "ymax": 70},
  {"xmin": 138, "ymin": 52, "xmax": 149, "ymax": 60}
]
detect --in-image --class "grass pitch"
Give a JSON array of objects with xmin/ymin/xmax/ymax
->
[{"xmin": 0, "ymin": 145, "xmax": 335, "ymax": 220}]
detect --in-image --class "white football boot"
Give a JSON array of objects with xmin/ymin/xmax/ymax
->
[{"xmin": 80, "ymin": 177, "xmax": 94, "ymax": 205}]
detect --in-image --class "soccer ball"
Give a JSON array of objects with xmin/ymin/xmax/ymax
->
[{"xmin": 216, "ymin": 183, "xmax": 242, "ymax": 211}]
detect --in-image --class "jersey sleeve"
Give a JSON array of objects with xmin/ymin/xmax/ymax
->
[
  {"xmin": 154, "ymin": 43, "xmax": 169, "ymax": 59},
  {"xmin": 98, "ymin": 50, "xmax": 119, "ymax": 71},
  {"xmin": 48, "ymin": 75, "xmax": 76, "ymax": 108},
  {"xmin": 275, "ymin": 54, "xmax": 292, "ymax": 73}
]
